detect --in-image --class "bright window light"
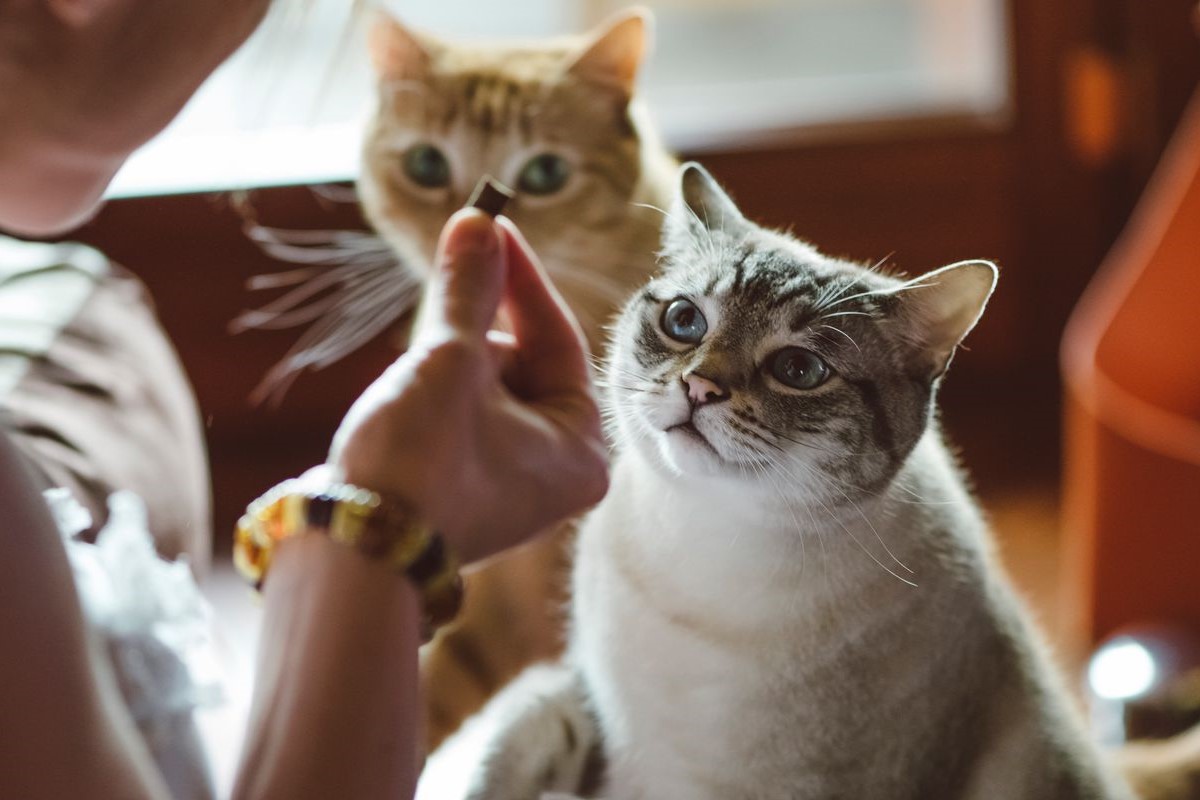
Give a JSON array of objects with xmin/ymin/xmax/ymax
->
[
  {"xmin": 107, "ymin": 0, "xmax": 1010, "ymax": 199},
  {"xmin": 1088, "ymin": 637, "xmax": 1158, "ymax": 701}
]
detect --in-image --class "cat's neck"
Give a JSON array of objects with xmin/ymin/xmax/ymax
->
[{"xmin": 602, "ymin": 430, "xmax": 989, "ymax": 630}]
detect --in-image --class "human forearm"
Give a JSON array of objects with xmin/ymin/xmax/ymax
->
[
  {"xmin": 0, "ymin": 431, "xmax": 168, "ymax": 800},
  {"xmin": 232, "ymin": 209, "xmax": 607, "ymax": 800},
  {"xmin": 232, "ymin": 533, "xmax": 423, "ymax": 800}
]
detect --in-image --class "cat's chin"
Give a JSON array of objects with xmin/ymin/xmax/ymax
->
[{"xmin": 652, "ymin": 424, "xmax": 736, "ymax": 478}]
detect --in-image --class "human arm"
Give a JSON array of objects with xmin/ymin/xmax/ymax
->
[
  {"xmin": 0, "ymin": 429, "xmax": 170, "ymax": 800},
  {"xmin": 230, "ymin": 209, "xmax": 608, "ymax": 800},
  {"xmin": 0, "ymin": 209, "xmax": 604, "ymax": 799}
]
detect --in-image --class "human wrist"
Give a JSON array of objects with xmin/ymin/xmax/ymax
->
[
  {"xmin": 237, "ymin": 531, "xmax": 422, "ymax": 800},
  {"xmin": 329, "ymin": 450, "xmax": 475, "ymax": 559},
  {"xmin": 236, "ymin": 471, "xmax": 464, "ymax": 637}
]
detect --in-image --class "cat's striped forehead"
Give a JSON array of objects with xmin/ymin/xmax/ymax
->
[
  {"xmin": 373, "ymin": 26, "xmax": 637, "ymax": 142},
  {"xmin": 650, "ymin": 230, "xmax": 900, "ymax": 335},
  {"xmin": 422, "ymin": 71, "xmax": 547, "ymax": 139},
  {"xmin": 433, "ymin": 42, "xmax": 579, "ymax": 83}
]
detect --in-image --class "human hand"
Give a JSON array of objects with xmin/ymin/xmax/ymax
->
[{"xmin": 328, "ymin": 210, "xmax": 609, "ymax": 565}]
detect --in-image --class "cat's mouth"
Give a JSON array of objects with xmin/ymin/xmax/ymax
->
[{"xmin": 666, "ymin": 420, "xmax": 717, "ymax": 453}]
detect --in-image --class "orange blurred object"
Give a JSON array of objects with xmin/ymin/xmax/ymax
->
[{"xmin": 1062, "ymin": 87, "xmax": 1200, "ymax": 647}]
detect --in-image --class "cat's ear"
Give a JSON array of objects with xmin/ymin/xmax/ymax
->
[
  {"xmin": 889, "ymin": 261, "xmax": 998, "ymax": 378},
  {"xmin": 664, "ymin": 162, "xmax": 750, "ymax": 249},
  {"xmin": 369, "ymin": 12, "xmax": 436, "ymax": 81},
  {"xmin": 566, "ymin": 7, "xmax": 652, "ymax": 95}
]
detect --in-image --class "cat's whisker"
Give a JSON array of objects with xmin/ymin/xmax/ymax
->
[
  {"xmin": 309, "ymin": 184, "xmax": 360, "ymax": 204},
  {"xmin": 815, "ymin": 497, "xmax": 918, "ymax": 588},
  {"xmin": 245, "ymin": 226, "xmax": 397, "ymax": 266},
  {"xmin": 629, "ymin": 201, "xmax": 671, "ymax": 220},
  {"xmin": 235, "ymin": 221, "xmax": 425, "ymax": 400},
  {"xmin": 592, "ymin": 358, "xmax": 657, "ymax": 383},
  {"xmin": 803, "ymin": 497, "xmax": 830, "ymax": 581},
  {"xmin": 817, "ymin": 280, "xmax": 936, "ymax": 314},
  {"xmin": 813, "ymin": 277, "xmax": 862, "ymax": 310},
  {"xmin": 756, "ymin": 431, "xmax": 833, "ymax": 595},
  {"xmin": 764, "ymin": 452, "xmax": 918, "ymax": 588},
  {"xmin": 748, "ymin": 450, "xmax": 916, "ymax": 587},
  {"xmin": 745, "ymin": 451, "xmax": 810, "ymax": 585},
  {"xmin": 771, "ymin": 440, "xmax": 959, "ymax": 508},
  {"xmin": 817, "ymin": 324, "xmax": 861, "ymax": 354},
  {"xmin": 888, "ymin": 478, "xmax": 961, "ymax": 506},
  {"xmin": 816, "ymin": 310, "xmax": 874, "ymax": 321},
  {"xmin": 760, "ymin": 440, "xmax": 881, "ymax": 515},
  {"xmin": 828, "ymin": 483, "xmax": 915, "ymax": 575},
  {"xmin": 235, "ymin": 293, "xmax": 345, "ymax": 330},
  {"xmin": 678, "ymin": 198, "xmax": 723, "ymax": 267},
  {"xmin": 867, "ymin": 251, "xmax": 895, "ymax": 274},
  {"xmin": 597, "ymin": 366, "xmax": 657, "ymax": 387},
  {"xmin": 246, "ymin": 266, "xmax": 324, "ymax": 290},
  {"xmin": 547, "ymin": 267, "xmax": 630, "ymax": 312},
  {"xmin": 235, "ymin": 267, "xmax": 366, "ymax": 324},
  {"xmin": 769, "ymin": 443, "xmax": 883, "ymax": 502},
  {"xmin": 755, "ymin": 422, "xmax": 864, "ymax": 458},
  {"xmin": 595, "ymin": 380, "xmax": 656, "ymax": 394},
  {"xmin": 765, "ymin": 429, "xmax": 950, "ymax": 510},
  {"xmin": 247, "ymin": 270, "xmax": 419, "ymax": 405}
]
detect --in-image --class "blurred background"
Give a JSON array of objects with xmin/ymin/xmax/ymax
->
[{"xmin": 72, "ymin": 0, "xmax": 1199, "ymax": 732}]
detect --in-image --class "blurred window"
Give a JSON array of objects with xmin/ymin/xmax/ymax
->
[{"xmin": 108, "ymin": 0, "xmax": 1009, "ymax": 198}]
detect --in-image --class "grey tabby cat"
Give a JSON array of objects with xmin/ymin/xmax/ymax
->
[{"xmin": 415, "ymin": 164, "xmax": 1136, "ymax": 800}]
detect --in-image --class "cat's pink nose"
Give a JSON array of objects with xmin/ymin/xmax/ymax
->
[{"xmin": 683, "ymin": 372, "xmax": 728, "ymax": 405}]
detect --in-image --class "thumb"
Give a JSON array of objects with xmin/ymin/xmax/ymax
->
[{"xmin": 417, "ymin": 209, "xmax": 505, "ymax": 341}]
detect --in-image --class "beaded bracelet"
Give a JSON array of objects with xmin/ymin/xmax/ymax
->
[{"xmin": 234, "ymin": 477, "xmax": 464, "ymax": 638}]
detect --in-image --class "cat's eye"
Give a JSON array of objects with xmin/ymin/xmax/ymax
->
[
  {"xmin": 517, "ymin": 154, "xmax": 571, "ymax": 195},
  {"xmin": 660, "ymin": 298, "xmax": 707, "ymax": 344},
  {"xmin": 767, "ymin": 347, "xmax": 831, "ymax": 390},
  {"xmin": 403, "ymin": 144, "xmax": 451, "ymax": 188}
]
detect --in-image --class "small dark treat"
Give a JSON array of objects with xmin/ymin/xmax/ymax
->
[{"xmin": 467, "ymin": 176, "xmax": 514, "ymax": 217}]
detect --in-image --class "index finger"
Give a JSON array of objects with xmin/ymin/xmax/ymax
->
[
  {"xmin": 496, "ymin": 217, "xmax": 592, "ymax": 398},
  {"xmin": 414, "ymin": 209, "xmax": 506, "ymax": 343}
]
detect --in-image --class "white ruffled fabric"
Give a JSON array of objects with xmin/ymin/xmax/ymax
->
[{"xmin": 46, "ymin": 489, "xmax": 224, "ymax": 800}]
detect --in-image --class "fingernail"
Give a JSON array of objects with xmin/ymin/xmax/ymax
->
[{"xmin": 443, "ymin": 209, "xmax": 498, "ymax": 261}]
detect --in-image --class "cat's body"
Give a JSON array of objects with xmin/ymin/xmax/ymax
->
[
  {"xmin": 355, "ymin": 10, "xmax": 678, "ymax": 747},
  {"xmin": 573, "ymin": 435, "xmax": 1117, "ymax": 799},
  {"xmin": 416, "ymin": 164, "xmax": 1135, "ymax": 800}
]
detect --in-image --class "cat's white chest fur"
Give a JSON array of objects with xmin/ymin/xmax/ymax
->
[
  {"xmin": 570, "ymin": 451, "xmax": 849, "ymax": 800},
  {"xmin": 567, "ymin": 440, "xmax": 1133, "ymax": 800}
]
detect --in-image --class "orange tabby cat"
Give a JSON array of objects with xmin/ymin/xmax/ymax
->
[
  {"xmin": 358, "ymin": 8, "xmax": 677, "ymax": 746},
  {"xmin": 360, "ymin": 9, "xmax": 675, "ymax": 341}
]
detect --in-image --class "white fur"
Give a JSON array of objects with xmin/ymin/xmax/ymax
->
[
  {"xmin": 423, "ymin": 428, "xmax": 1136, "ymax": 799},
  {"xmin": 565, "ymin": 433, "xmax": 1132, "ymax": 799},
  {"xmin": 417, "ymin": 663, "xmax": 597, "ymax": 800},
  {"xmin": 416, "ymin": 166, "xmax": 1134, "ymax": 798}
]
